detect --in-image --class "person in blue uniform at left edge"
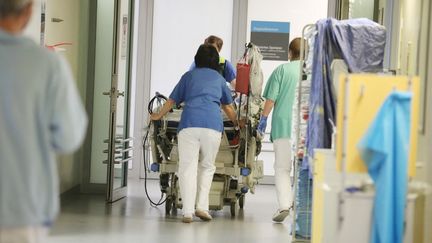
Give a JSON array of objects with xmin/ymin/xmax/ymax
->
[
  {"xmin": 151, "ymin": 44, "xmax": 238, "ymax": 223},
  {"xmin": 190, "ymin": 35, "xmax": 237, "ymax": 89},
  {"xmin": 0, "ymin": 0, "xmax": 88, "ymax": 242}
]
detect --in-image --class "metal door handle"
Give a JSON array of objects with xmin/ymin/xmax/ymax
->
[{"xmin": 102, "ymin": 91, "xmax": 124, "ymax": 97}]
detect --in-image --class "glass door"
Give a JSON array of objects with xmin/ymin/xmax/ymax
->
[
  {"xmin": 104, "ymin": 0, "xmax": 133, "ymax": 202},
  {"xmin": 86, "ymin": 0, "xmax": 133, "ymax": 202}
]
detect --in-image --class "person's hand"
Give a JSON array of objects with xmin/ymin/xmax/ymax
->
[
  {"xmin": 257, "ymin": 115, "xmax": 268, "ymax": 136},
  {"xmin": 150, "ymin": 113, "xmax": 161, "ymax": 121}
]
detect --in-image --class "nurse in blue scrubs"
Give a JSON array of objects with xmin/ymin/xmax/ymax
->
[{"xmin": 151, "ymin": 44, "xmax": 238, "ymax": 223}]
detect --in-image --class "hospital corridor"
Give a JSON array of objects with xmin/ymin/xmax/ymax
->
[
  {"xmin": 46, "ymin": 181, "xmax": 293, "ymax": 243},
  {"xmin": 0, "ymin": 0, "xmax": 432, "ymax": 243}
]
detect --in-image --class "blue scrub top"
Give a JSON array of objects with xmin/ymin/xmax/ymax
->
[
  {"xmin": 169, "ymin": 68, "xmax": 233, "ymax": 133},
  {"xmin": 190, "ymin": 57, "xmax": 236, "ymax": 83},
  {"xmin": 358, "ymin": 91, "xmax": 411, "ymax": 243}
]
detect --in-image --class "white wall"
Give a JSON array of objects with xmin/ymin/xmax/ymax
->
[
  {"xmin": 45, "ymin": 0, "xmax": 81, "ymax": 86},
  {"xmin": 151, "ymin": 0, "xmax": 233, "ymax": 97},
  {"xmin": 247, "ymin": 0, "xmax": 328, "ymax": 175},
  {"xmin": 23, "ymin": 0, "xmax": 43, "ymax": 43}
]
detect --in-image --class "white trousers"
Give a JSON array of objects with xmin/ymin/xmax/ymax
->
[
  {"xmin": 0, "ymin": 227, "xmax": 48, "ymax": 243},
  {"xmin": 178, "ymin": 128, "xmax": 221, "ymax": 215},
  {"xmin": 273, "ymin": 138, "xmax": 293, "ymax": 210}
]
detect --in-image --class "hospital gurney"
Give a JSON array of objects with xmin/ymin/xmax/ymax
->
[{"xmin": 146, "ymin": 93, "xmax": 264, "ymax": 216}]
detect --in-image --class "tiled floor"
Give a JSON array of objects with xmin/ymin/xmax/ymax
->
[{"xmin": 46, "ymin": 179, "xmax": 293, "ymax": 243}]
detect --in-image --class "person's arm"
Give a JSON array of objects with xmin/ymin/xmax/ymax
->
[
  {"xmin": 150, "ymin": 99, "xmax": 175, "ymax": 120},
  {"xmin": 262, "ymin": 99, "xmax": 275, "ymax": 117},
  {"xmin": 257, "ymin": 66, "xmax": 281, "ymax": 136},
  {"xmin": 229, "ymin": 79, "xmax": 236, "ymax": 90},
  {"xmin": 48, "ymin": 55, "xmax": 88, "ymax": 154},
  {"xmin": 221, "ymin": 104, "xmax": 238, "ymax": 127},
  {"xmin": 151, "ymin": 73, "xmax": 188, "ymax": 120},
  {"xmin": 224, "ymin": 60, "xmax": 237, "ymax": 89},
  {"xmin": 256, "ymin": 99, "xmax": 274, "ymax": 136},
  {"xmin": 220, "ymin": 77, "xmax": 240, "ymax": 128}
]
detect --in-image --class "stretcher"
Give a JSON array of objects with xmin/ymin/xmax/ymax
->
[
  {"xmin": 146, "ymin": 43, "xmax": 264, "ymax": 216},
  {"xmin": 148, "ymin": 97, "xmax": 264, "ymax": 216}
]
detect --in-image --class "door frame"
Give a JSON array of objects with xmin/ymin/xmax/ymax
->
[
  {"xmin": 106, "ymin": 0, "xmax": 135, "ymax": 202},
  {"xmin": 129, "ymin": 0, "xmax": 154, "ymax": 180},
  {"xmin": 81, "ymin": 0, "xmax": 135, "ymax": 199}
]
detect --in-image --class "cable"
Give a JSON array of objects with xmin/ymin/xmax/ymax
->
[
  {"xmin": 148, "ymin": 92, "xmax": 168, "ymax": 114},
  {"xmin": 142, "ymin": 92, "xmax": 171, "ymax": 207},
  {"xmin": 142, "ymin": 121, "xmax": 167, "ymax": 207}
]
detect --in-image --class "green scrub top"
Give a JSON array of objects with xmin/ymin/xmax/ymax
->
[{"xmin": 263, "ymin": 60, "xmax": 300, "ymax": 142}]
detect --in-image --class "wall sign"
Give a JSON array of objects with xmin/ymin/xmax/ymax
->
[{"xmin": 250, "ymin": 21, "xmax": 290, "ymax": 61}]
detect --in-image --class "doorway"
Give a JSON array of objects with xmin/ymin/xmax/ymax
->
[
  {"xmin": 131, "ymin": 0, "xmax": 330, "ymax": 186},
  {"xmin": 78, "ymin": 0, "xmax": 134, "ymax": 202}
]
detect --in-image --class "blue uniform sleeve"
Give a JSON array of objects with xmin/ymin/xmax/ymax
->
[
  {"xmin": 263, "ymin": 65, "xmax": 282, "ymax": 101},
  {"xmin": 169, "ymin": 73, "xmax": 189, "ymax": 104},
  {"xmin": 189, "ymin": 61, "xmax": 196, "ymax": 71},
  {"xmin": 220, "ymin": 79, "xmax": 233, "ymax": 105},
  {"xmin": 48, "ymin": 55, "xmax": 88, "ymax": 153},
  {"xmin": 224, "ymin": 60, "xmax": 236, "ymax": 83}
]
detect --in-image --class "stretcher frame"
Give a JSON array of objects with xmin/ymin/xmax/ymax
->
[
  {"xmin": 291, "ymin": 23, "xmax": 317, "ymax": 243},
  {"xmin": 148, "ymin": 102, "xmax": 263, "ymax": 217}
]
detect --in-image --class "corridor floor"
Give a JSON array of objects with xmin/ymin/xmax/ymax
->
[{"xmin": 46, "ymin": 179, "xmax": 293, "ymax": 243}]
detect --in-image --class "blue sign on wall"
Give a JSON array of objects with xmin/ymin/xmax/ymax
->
[{"xmin": 251, "ymin": 21, "xmax": 291, "ymax": 61}]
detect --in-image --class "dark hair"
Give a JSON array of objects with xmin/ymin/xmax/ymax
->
[
  {"xmin": 0, "ymin": 0, "xmax": 31, "ymax": 18},
  {"xmin": 204, "ymin": 35, "xmax": 223, "ymax": 52},
  {"xmin": 289, "ymin": 37, "xmax": 306, "ymax": 60},
  {"xmin": 194, "ymin": 44, "xmax": 220, "ymax": 72}
]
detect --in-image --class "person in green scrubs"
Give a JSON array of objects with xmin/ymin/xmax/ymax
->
[{"xmin": 257, "ymin": 38, "xmax": 304, "ymax": 222}]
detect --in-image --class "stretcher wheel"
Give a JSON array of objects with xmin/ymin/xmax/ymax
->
[
  {"xmin": 239, "ymin": 195, "xmax": 245, "ymax": 209},
  {"xmin": 165, "ymin": 197, "xmax": 172, "ymax": 215},
  {"xmin": 165, "ymin": 196, "xmax": 177, "ymax": 215},
  {"xmin": 230, "ymin": 201, "xmax": 237, "ymax": 217},
  {"xmin": 171, "ymin": 200, "xmax": 177, "ymax": 215}
]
